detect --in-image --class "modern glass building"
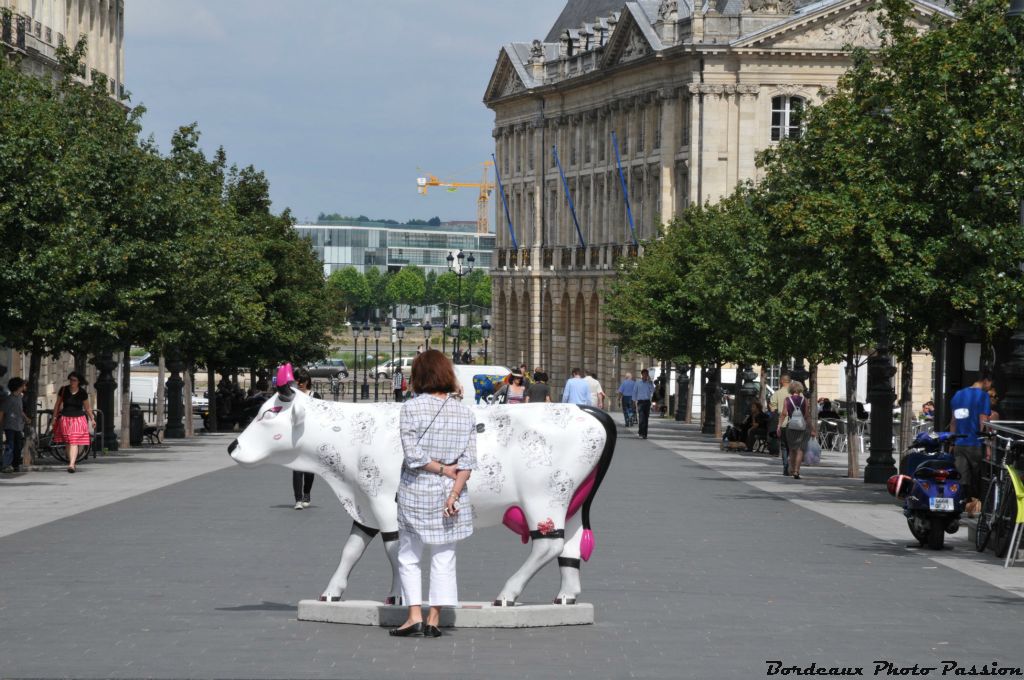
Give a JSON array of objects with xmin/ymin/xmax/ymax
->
[{"xmin": 295, "ymin": 221, "xmax": 496, "ymax": 276}]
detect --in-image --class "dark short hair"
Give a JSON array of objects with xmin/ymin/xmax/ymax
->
[
  {"xmin": 641, "ymin": 368, "xmax": 650, "ymax": 376},
  {"xmin": 979, "ymin": 368, "xmax": 993, "ymax": 383},
  {"xmin": 7, "ymin": 377, "xmax": 24, "ymax": 392},
  {"xmin": 535, "ymin": 372, "xmax": 548, "ymax": 383},
  {"xmin": 68, "ymin": 371, "xmax": 85, "ymax": 384},
  {"xmin": 571, "ymin": 367, "xmax": 582, "ymax": 376},
  {"xmin": 293, "ymin": 367, "xmax": 312, "ymax": 389},
  {"xmin": 411, "ymin": 349, "xmax": 458, "ymax": 395}
]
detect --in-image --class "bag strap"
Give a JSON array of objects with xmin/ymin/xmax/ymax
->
[{"xmin": 416, "ymin": 396, "xmax": 450, "ymax": 445}]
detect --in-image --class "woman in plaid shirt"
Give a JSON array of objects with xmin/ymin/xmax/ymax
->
[{"xmin": 390, "ymin": 350, "xmax": 477, "ymax": 638}]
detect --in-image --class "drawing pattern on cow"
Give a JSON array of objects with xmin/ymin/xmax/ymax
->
[{"xmin": 229, "ymin": 389, "xmax": 616, "ymax": 608}]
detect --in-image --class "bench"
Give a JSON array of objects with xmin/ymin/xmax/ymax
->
[{"xmin": 143, "ymin": 425, "xmax": 164, "ymax": 445}]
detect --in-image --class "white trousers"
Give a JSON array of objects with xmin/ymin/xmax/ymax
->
[{"xmin": 397, "ymin": 531, "xmax": 458, "ymax": 607}]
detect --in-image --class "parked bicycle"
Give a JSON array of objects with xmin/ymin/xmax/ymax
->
[{"xmin": 975, "ymin": 432, "xmax": 1024, "ymax": 558}]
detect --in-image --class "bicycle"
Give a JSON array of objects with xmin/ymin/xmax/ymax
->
[{"xmin": 975, "ymin": 434, "xmax": 1023, "ymax": 558}]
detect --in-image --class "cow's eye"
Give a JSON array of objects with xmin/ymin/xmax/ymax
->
[{"xmin": 260, "ymin": 406, "xmax": 283, "ymax": 422}]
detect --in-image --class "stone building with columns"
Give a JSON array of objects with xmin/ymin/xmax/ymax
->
[
  {"xmin": 484, "ymin": 0, "xmax": 947, "ymax": 399},
  {"xmin": 1, "ymin": 0, "xmax": 125, "ymax": 95}
]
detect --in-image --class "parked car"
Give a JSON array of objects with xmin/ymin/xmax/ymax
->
[
  {"xmin": 129, "ymin": 352, "xmax": 157, "ymax": 368},
  {"xmin": 305, "ymin": 358, "xmax": 350, "ymax": 379},
  {"xmin": 373, "ymin": 357, "xmax": 416, "ymax": 380}
]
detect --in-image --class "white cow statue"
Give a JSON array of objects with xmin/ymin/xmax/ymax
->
[{"xmin": 228, "ymin": 385, "xmax": 616, "ymax": 606}]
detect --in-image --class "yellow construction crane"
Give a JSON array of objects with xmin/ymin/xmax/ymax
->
[{"xmin": 416, "ymin": 161, "xmax": 495, "ymax": 235}]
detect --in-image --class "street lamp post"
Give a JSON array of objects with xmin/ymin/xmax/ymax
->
[
  {"xmin": 423, "ymin": 321, "xmax": 433, "ymax": 352},
  {"xmin": 373, "ymin": 322, "xmax": 381, "ymax": 402},
  {"xmin": 351, "ymin": 323, "xmax": 361, "ymax": 403},
  {"xmin": 446, "ymin": 250, "xmax": 475, "ymax": 361},
  {"xmin": 864, "ymin": 316, "xmax": 898, "ymax": 483},
  {"xmin": 361, "ymin": 321, "xmax": 371, "ymax": 400},
  {"xmin": 397, "ymin": 321, "xmax": 405, "ymax": 368},
  {"xmin": 450, "ymin": 319, "xmax": 461, "ymax": 363},
  {"xmin": 482, "ymin": 319, "xmax": 492, "ymax": 364}
]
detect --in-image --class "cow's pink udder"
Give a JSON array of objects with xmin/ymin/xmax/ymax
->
[
  {"xmin": 502, "ymin": 506, "xmax": 530, "ymax": 544},
  {"xmin": 567, "ymin": 470, "xmax": 597, "ymax": 520}
]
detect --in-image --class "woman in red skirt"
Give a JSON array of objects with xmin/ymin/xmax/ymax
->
[{"xmin": 53, "ymin": 372, "xmax": 95, "ymax": 473}]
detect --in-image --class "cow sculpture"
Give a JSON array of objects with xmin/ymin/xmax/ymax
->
[{"xmin": 228, "ymin": 385, "xmax": 616, "ymax": 606}]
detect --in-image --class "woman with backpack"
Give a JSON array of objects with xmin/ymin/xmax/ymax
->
[
  {"xmin": 777, "ymin": 380, "xmax": 816, "ymax": 480},
  {"xmin": 393, "ymin": 367, "xmax": 406, "ymax": 403}
]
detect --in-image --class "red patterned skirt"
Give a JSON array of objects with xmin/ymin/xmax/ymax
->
[{"xmin": 54, "ymin": 415, "xmax": 91, "ymax": 445}]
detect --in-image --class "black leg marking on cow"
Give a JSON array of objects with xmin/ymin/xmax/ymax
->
[
  {"xmin": 353, "ymin": 521, "xmax": 380, "ymax": 539},
  {"xmin": 381, "ymin": 530, "xmax": 399, "ymax": 542},
  {"xmin": 530, "ymin": 529, "xmax": 565, "ymax": 540},
  {"xmin": 557, "ymin": 557, "xmax": 581, "ymax": 569}
]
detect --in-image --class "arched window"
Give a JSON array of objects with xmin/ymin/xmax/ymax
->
[{"xmin": 771, "ymin": 96, "xmax": 805, "ymax": 141}]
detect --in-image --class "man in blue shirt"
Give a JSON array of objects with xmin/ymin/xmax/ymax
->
[
  {"xmin": 561, "ymin": 368, "xmax": 592, "ymax": 405},
  {"xmin": 949, "ymin": 371, "xmax": 993, "ymax": 502},
  {"xmin": 633, "ymin": 369, "xmax": 656, "ymax": 440},
  {"xmin": 617, "ymin": 373, "xmax": 636, "ymax": 427}
]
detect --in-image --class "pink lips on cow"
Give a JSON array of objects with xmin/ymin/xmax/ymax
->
[{"xmin": 273, "ymin": 434, "xmax": 282, "ymax": 440}]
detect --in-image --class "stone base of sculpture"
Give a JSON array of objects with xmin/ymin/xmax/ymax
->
[{"xmin": 297, "ymin": 599, "xmax": 594, "ymax": 628}]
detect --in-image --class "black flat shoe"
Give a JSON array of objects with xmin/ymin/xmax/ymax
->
[
  {"xmin": 793, "ymin": 474, "xmax": 801, "ymax": 480},
  {"xmin": 424, "ymin": 625, "xmax": 442, "ymax": 638},
  {"xmin": 388, "ymin": 622, "xmax": 424, "ymax": 637},
  {"xmin": 67, "ymin": 467, "xmax": 75, "ymax": 473}
]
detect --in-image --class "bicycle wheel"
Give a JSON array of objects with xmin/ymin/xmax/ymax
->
[
  {"xmin": 48, "ymin": 441, "xmax": 69, "ymax": 463},
  {"xmin": 976, "ymin": 475, "xmax": 1001, "ymax": 552},
  {"xmin": 993, "ymin": 478, "xmax": 1018, "ymax": 558}
]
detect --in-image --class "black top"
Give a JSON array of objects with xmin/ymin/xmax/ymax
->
[
  {"xmin": 59, "ymin": 386, "xmax": 88, "ymax": 417},
  {"xmin": 525, "ymin": 383, "xmax": 551, "ymax": 403}
]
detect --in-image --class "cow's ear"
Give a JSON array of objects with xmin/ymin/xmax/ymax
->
[{"xmin": 290, "ymin": 396, "xmax": 305, "ymax": 428}]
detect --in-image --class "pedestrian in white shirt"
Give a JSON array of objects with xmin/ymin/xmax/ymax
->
[{"xmin": 585, "ymin": 370, "xmax": 606, "ymax": 409}]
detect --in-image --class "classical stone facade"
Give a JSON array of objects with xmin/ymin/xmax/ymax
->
[
  {"xmin": 484, "ymin": 0, "xmax": 947, "ymax": 397},
  {"xmin": 1, "ymin": 0, "xmax": 125, "ymax": 95}
]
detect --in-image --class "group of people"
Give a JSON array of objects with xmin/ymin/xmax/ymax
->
[
  {"xmin": 0, "ymin": 368, "xmax": 95, "ymax": 474},
  {"xmin": 612, "ymin": 371, "xmax": 657, "ymax": 439}
]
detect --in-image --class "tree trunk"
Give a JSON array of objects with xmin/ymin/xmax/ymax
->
[
  {"xmin": 73, "ymin": 352, "xmax": 87, "ymax": 377},
  {"xmin": 156, "ymin": 355, "xmax": 166, "ymax": 425},
  {"xmin": 899, "ymin": 345, "xmax": 914, "ymax": 467},
  {"xmin": 207, "ymin": 365, "xmax": 218, "ymax": 433},
  {"xmin": 25, "ymin": 340, "xmax": 42, "ymax": 426},
  {"xmin": 810, "ymin": 363, "xmax": 819, "ymax": 421},
  {"xmin": 184, "ymin": 365, "xmax": 194, "ymax": 438},
  {"xmin": 845, "ymin": 343, "xmax": 860, "ymax": 478},
  {"xmin": 698, "ymin": 365, "xmax": 705, "ymax": 426},
  {"xmin": 119, "ymin": 342, "xmax": 131, "ymax": 449},
  {"xmin": 758, "ymin": 364, "xmax": 767, "ymax": 408}
]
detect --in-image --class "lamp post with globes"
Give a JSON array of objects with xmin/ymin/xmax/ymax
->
[
  {"xmin": 351, "ymin": 322, "xmax": 361, "ymax": 403},
  {"xmin": 397, "ymin": 321, "xmax": 405, "ymax": 368},
  {"xmin": 446, "ymin": 250, "xmax": 475, "ymax": 361},
  {"xmin": 482, "ymin": 319, "xmax": 492, "ymax": 364},
  {"xmin": 450, "ymin": 319, "xmax": 461, "ymax": 363},
  {"xmin": 361, "ymin": 321, "xmax": 371, "ymax": 400},
  {"xmin": 373, "ymin": 322, "xmax": 381, "ymax": 402}
]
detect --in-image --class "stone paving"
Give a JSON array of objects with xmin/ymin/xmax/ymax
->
[{"xmin": 0, "ymin": 416, "xmax": 1022, "ymax": 679}]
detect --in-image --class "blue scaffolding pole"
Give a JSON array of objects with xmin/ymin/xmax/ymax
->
[
  {"xmin": 552, "ymin": 145, "xmax": 586, "ymax": 248},
  {"xmin": 491, "ymin": 153, "xmax": 519, "ymax": 250},
  {"xmin": 611, "ymin": 131, "xmax": 638, "ymax": 247}
]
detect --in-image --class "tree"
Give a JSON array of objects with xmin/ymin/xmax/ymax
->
[
  {"xmin": 327, "ymin": 266, "xmax": 371, "ymax": 327},
  {"xmin": 386, "ymin": 265, "xmax": 426, "ymax": 307}
]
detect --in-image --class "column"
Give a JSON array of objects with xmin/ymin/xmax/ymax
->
[
  {"xmin": 658, "ymin": 87, "xmax": 679, "ymax": 222},
  {"xmin": 93, "ymin": 351, "xmax": 118, "ymax": 451},
  {"xmin": 736, "ymin": 84, "xmax": 760, "ymax": 183},
  {"xmin": 165, "ymin": 353, "xmax": 185, "ymax": 439}
]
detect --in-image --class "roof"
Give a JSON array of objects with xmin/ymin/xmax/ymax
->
[{"xmin": 545, "ymin": 0, "xmax": 628, "ymax": 42}]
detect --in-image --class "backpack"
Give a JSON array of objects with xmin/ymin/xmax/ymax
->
[{"xmin": 786, "ymin": 396, "xmax": 806, "ymax": 431}]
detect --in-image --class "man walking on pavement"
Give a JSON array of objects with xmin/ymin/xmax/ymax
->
[
  {"xmin": 561, "ymin": 368, "xmax": 591, "ymax": 405},
  {"xmin": 617, "ymin": 372, "xmax": 636, "ymax": 427},
  {"xmin": 949, "ymin": 369, "xmax": 993, "ymax": 505},
  {"xmin": 633, "ymin": 369, "xmax": 656, "ymax": 440},
  {"xmin": 769, "ymin": 372, "xmax": 792, "ymax": 475}
]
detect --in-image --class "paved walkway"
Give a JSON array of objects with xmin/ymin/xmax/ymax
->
[{"xmin": 0, "ymin": 418, "xmax": 1022, "ymax": 679}]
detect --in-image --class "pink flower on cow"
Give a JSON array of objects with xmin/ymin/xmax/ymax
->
[{"xmin": 536, "ymin": 518, "xmax": 556, "ymax": 535}]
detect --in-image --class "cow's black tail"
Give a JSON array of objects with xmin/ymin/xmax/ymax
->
[{"xmin": 576, "ymin": 405, "xmax": 617, "ymax": 560}]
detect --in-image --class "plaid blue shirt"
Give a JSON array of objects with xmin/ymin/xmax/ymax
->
[{"xmin": 632, "ymin": 379, "xmax": 655, "ymax": 401}]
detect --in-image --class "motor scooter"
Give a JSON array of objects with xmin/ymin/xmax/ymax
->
[{"xmin": 887, "ymin": 431, "xmax": 966, "ymax": 550}]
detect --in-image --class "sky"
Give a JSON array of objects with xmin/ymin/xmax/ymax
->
[{"xmin": 125, "ymin": 0, "xmax": 558, "ymax": 225}]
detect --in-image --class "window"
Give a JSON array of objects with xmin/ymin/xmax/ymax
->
[
  {"xmin": 771, "ymin": 96, "xmax": 805, "ymax": 141},
  {"xmin": 653, "ymin": 106, "xmax": 662, "ymax": 150},
  {"xmin": 528, "ymin": 130, "xmax": 534, "ymax": 171},
  {"xmin": 637, "ymin": 108, "xmax": 645, "ymax": 154}
]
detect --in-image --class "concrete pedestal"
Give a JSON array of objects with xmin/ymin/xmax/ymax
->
[{"xmin": 297, "ymin": 600, "xmax": 594, "ymax": 628}]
